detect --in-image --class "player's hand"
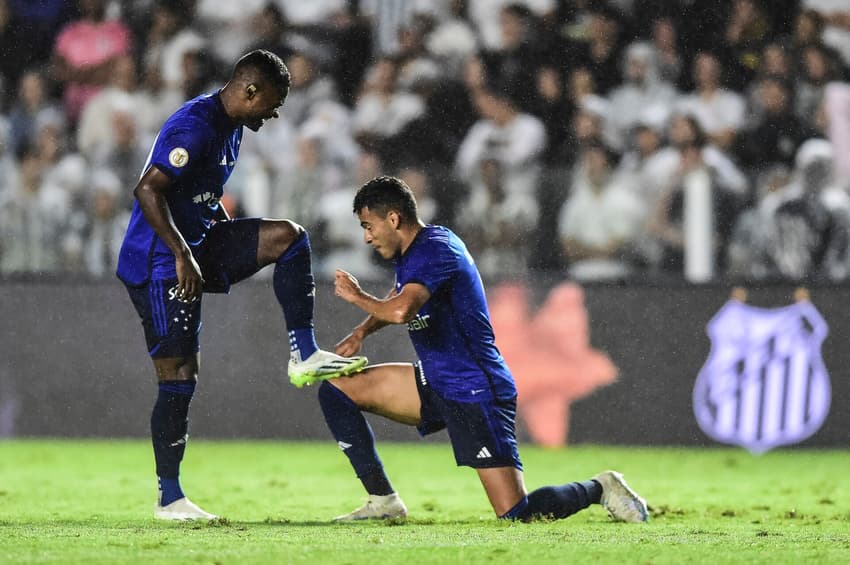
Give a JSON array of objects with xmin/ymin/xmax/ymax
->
[
  {"xmin": 175, "ymin": 252, "xmax": 204, "ymax": 302},
  {"xmin": 335, "ymin": 332, "xmax": 363, "ymax": 357},
  {"xmin": 334, "ymin": 269, "xmax": 361, "ymax": 303}
]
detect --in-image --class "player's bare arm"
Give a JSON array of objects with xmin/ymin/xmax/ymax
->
[
  {"xmin": 335, "ymin": 286, "xmax": 400, "ymax": 356},
  {"xmin": 334, "ymin": 269, "xmax": 430, "ymax": 324},
  {"xmin": 133, "ymin": 166, "xmax": 204, "ymax": 301}
]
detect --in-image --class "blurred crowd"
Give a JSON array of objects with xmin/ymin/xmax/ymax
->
[{"xmin": 2, "ymin": 0, "xmax": 850, "ymax": 284}]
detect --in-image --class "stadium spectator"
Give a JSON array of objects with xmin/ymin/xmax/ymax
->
[
  {"xmin": 0, "ymin": 116, "xmax": 19, "ymax": 204},
  {"xmin": 8, "ymin": 70, "xmax": 63, "ymax": 160},
  {"xmin": 88, "ymin": 105, "xmax": 151, "ymax": 212},
  {"xmin": 795, "ymin": 44, "xmax": 846, "ymax": 128},
  {"xmin": 6, "ymin": 0, "xmax": 76, "ymax": 90},
  {"xmin": 570, "ymin": 3, "xmax": 625, "ymax": 95},
  {"xmin": 141, "ymin": 0, "xmax": 206, "ymax": 110},
  {"xmin": 723, "ymin": 0, "xmax": 773, "ymax": 90},
  {"xmin": 81, "ymin": 169, "xmax": 130, "ymax": 276},
  {"xmin": 606, "ymin": 41, "xmax": 678, "ymax": 149},
  {"xmin": 0, "ymin": 118, "xmax": 84, "ymax": 274},
  {"xmin": 480, "ymin": 3, "xmax": 546, "ymax": 112},
  {"xmin": 194, "ymin": 0, "xmax": 268, "ymax": 64},
  {"xmin": 282, "ymin": 51, "xmax": 340, "ymax": 128},
  {"xmin": 49, "ymin": 0, "xmax": 132, "ymax": 124},
  {"xmin": 647, "ymin": 124, "xmax": 740, "ymax": 282},
  {"xmin": 455, "ymin": 86, "xmax": 545, "ymax": 276},
  {"xmin": 676, "ymin": 52, "xmax": 746, "ymax": 152},
  {"xmin": 424, "ymin": 0, "xmax": 479, "ymax": 78},
  {"xmin": 557, "ymin": 142, "xmax": 646, "ymax": 281},
  {"xmin": 351, "ymin": 56, "xmax": 425, "ymax": 146},
  {"xmin": 244, "ymin": 2, "xmax": 296, "ymax": 63},
  {"xmin": 650, "ymin": 16, "xmax": 684, "ymax": 87},
  {"xmin": 737, "ymin": 77, "xmax": 815, "ymax": 176},
  {"xmin": 76, "ymin": 54, "xmax": 157, "ymax": 160}
]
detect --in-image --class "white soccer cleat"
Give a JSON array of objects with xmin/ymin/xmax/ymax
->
[
  {"xmin": 594, "ymin": 470, "xmax": 649, "ymax": 523},
  {"xmin": 333, "ymin": 493, "xmax": 408, "ymax": 521},
  {"xmin": 154, "ymin": 497, "xmax": 218, "ymax": 521},
  {"xmin": 288, "ymin": 349, "xmax": 368, "ymax": 388}
]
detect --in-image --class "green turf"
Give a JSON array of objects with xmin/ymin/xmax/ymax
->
[{"xmin": 0, "ymin": 440, "xmax": 848, "ymax": 564}]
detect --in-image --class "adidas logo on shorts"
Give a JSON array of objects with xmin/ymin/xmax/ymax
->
[{"xmin": 476, "ymin": 447, "xmax": 492, "ymax": 459}]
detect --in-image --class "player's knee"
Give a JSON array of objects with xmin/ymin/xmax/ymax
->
[
  {"xmin": 319, "ymin": 379, "xmax": 363, "ymax": 409},
  {"xmin": 154, "ymin": 356, "xmax": 198, "ymax": 382},
  {"xmin": 268, "ymin": 220, "xmax": 309, "ymax": 259}
]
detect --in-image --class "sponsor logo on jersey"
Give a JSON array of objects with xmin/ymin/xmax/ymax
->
[
  {"xmin": 168, "ymin": 147, "xmax": 189, "ymax": 168},
  {"xmin": 406, "ymin": 313, "xmax": 431, "ymax": 332},
  {"xmin": 693, "ymin": 298, "xmax": 831, "ymax": 454},
  {"xmin": 192, "ymin": 192, "xmax": 220, "ymax": 206}
]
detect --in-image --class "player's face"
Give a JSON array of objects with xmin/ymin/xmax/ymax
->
[
  {"xmin": 358, "ymin": 206, "xmax": 400, "ymax": 260},
  {"xmin": 244, "ymin": 88, "xmax": 285, "ymax": 132}
]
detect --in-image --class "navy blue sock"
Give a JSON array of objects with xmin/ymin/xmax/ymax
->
[
  {"xmin": 501, "ymin": 480, "xmax": 601, "ymax": 521},
  {"xmin": 151, "ymin": 380, "xmax": 195, "ymax": 506},
  {"xmin": 318, "ymin": 381, "xmax": 394, "ymax": 495},
  {"xmin": 274, "ymin": 230, "xmax": 318, "ymax": 360}
]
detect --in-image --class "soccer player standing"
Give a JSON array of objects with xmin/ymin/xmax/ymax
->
[
  {"xmin": 117, "ymin": 50, "xmax": 367, "ymax": 520},
  {"xmin": 322, "ymin": 175, "xmax": 649, "ymax": 522}
]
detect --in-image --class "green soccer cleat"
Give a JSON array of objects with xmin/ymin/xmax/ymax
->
[{"xmin": 288, "ymin": 349, "xmax": 368, "ymax": 388}]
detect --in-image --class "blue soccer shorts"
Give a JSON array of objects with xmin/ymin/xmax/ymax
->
[
  {"xmin": 124, "ymin": 219, "xmax": 262, "ymax": 358},
  {"xmin": 414, "ymin": 363, "xmax": 523, "ymax": 471}
]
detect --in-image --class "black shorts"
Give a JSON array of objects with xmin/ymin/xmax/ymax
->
[
  {"xmin": 415, "ymin": 363, "xmax": 523, "ymax": 470},
  {"xmin": 124, "ymin": 219, "xmax": 263, "ymax": 358}
]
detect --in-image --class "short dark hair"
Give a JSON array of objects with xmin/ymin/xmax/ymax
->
[
  {"xmin": 353, "ymin": 176, "xmax": 419, "ymax": 225},
  {"xmin": 233, "ymin": 49, "xmax": 291, "ymax": 98}
]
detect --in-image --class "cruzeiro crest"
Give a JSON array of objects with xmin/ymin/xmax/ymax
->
[{"xmin": 693, "ymin": 297, "xmax": 831, "ymax": 454}]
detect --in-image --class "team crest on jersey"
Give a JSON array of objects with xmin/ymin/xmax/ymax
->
[
  {"xmin": 169, "ymin": 147, "xmax": 189, "ymax": 168},
  {"xmin": 693, "ymin": 298, "xmax": 831, "ymax": 454}
]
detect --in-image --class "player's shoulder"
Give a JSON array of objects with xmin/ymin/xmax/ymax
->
[
  {"xmin": 161, "ymin": 93, "xmax": 221, "ymax": 134},
  {"xmin": 416, "ymin": 225, "xmax": 468, "ymax": 261}
]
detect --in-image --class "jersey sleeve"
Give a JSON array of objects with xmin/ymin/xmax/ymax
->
[
  {"xmin": 405, "ymin": 238, "xmax": 458, "ymax": 294},
  {"xmin": 149, "ymin": 118, "xmax": 210, "ymax": 180}
]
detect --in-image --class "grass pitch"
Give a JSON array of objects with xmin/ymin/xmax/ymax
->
[{"xmin": 0, "ymin": 440, "xmax": 848, "ymax": 564}]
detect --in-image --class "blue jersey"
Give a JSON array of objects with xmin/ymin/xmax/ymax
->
[
  {"xmin": 395, "ymin": 225, "xmax": 517, "ymax": 402},
  {"xmin": 117, "ymin": 92, "xmax": 242, "ymax": 286}
]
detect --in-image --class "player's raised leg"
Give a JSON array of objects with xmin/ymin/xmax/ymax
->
[
  {"xmin": 257, "ymin": 220, "xmax": 367, "ymax": 387},
  {"xmin": 318, "ymin": 363, "xmax": 421, "ymax": 520}
]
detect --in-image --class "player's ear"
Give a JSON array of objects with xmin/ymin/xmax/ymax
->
[
  {"xmin": 389, "ymin": 211, "xmax": 400, "ymax": 229},
  {"xmin": 246, "ymin": 83, "xmax": 258, "ymax": 99}
]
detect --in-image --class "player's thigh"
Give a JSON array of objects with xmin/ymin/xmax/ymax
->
[
  {"xmin": 257, "ymin": 218, "xmax": 303, "ymax": 265},
  {"xmin": 329, "ymin": 363, "xmax": 421, "ymax": 426},
  {"xmin": 477, "ymin": 466, "xmax": 527, "ymax": 517},
  {"xmin": 125, "ymin": 278, "xmax": 203, "ymax": 365},
  {"xmin": 197, "ymin": 218, "xmax": 263, "ymax": 291},
  {"xmin": 152, "ymin": 354, "xmax": 200, "ymax": 382}
]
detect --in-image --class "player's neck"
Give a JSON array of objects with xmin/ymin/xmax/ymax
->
[
  {"xmin": 217, "ymin": 85, "xmax": 241, "ymax": 126},
  {"xmin": 399, "ymin": 221, "xmax": 426, "ymax": 256}
]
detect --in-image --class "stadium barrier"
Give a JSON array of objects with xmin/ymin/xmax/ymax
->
[{"xmin": 1, "ymin": 279, "xmax": 847, "ymax": 448}]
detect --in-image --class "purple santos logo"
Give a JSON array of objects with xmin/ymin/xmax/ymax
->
[{"xmin": 693, "ymin": 297, "xmax": 831, "ymax": 454}]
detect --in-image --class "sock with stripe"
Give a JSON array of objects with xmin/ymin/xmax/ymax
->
[
  {"xmin": 318, "ymin": 381, "xmax": 394, "ymax": 495},
  {"xmin": 151, "ymin": 380, "xmax": 195, "ymax": 506},
  {"xmin": 274, "ymin": 230, "xmax": 318, "ymax": 361}
]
